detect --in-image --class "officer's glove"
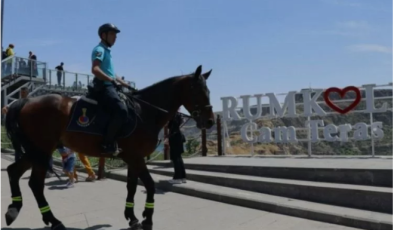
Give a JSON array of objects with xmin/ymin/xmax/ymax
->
[
  {"xmin": 127, "ymin": 85, "xmax": 138, "ymax": 93},
  {"xmin": 111, "ymin": 80, "xmax": 123, "ymax": 91}
]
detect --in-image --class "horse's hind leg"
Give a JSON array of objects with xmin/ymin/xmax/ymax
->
[
  {"xmin": 5, "ymin": 155, "xmax": 32, "ymax": 226},
  {"xmin": 139, "ymin": 163, "xmax": 155, "ymax": 230},
  {"xmin": 28, "ymin": 156, "xmax": 66, "ymax": 230},
  {"xmin": 124, "ymin": 158, "xmax": 155, "ymax": 230},
  {"xmin": 124, "ymin": 166, "xmax": 143, "ymax": 230}
]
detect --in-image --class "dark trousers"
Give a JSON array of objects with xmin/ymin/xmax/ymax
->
[
  {"xmin": 96, "ymin": 84, "xmax": 128, "ymax": 143},
  {"xmin": 171, "ymin": 156, "xmax": 186, "ymax": 179},
  {"xmin": 57, "ymin": 74, "xmax": 62, "ymax": 86},
  {"xmin": 169, "ymin": 132, "xmax": 186, "ymax": 179}
]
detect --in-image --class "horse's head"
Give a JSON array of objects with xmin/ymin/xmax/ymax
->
[{"xmin": 181, "ymin": 65, "xmax": 215, "ymax": 130}]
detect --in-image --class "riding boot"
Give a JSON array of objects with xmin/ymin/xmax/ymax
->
[{"xmin": 101, "ymin": 117, "xmax": 123, "ymax": 156}]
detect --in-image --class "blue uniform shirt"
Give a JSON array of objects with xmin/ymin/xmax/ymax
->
[{"xmin": 91, "ymin": 42, "xmax": 115, "ymax": 85}]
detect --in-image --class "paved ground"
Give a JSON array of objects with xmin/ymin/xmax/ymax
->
[
  {"xmin": 166, "ymin": 155, "xmax": 393, "ymax": 169},
  {"xmin": 1, "ymin": 155, "xmax": 361, "ymax": 230}
]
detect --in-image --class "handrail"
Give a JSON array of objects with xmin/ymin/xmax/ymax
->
[
  {"xmin": 1, "ymin": 53, "xmax": 15, "ymax": 63},
  {"xmin": 2, "ymin": 55, "xmax": 136, "ymax": 91},
  {"xmin": 52, "ymin": 69, "xmax": 135, "ymax": 85},
  {"xmin": 2, "ymin": 55, "xmax": 135, "ymax": 81},
  {"xmin": 54, "ymin": 69, "xmax": 91, "ymax": 76}
]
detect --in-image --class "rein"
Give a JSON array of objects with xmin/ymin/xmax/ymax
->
[
  {"xmin": 127, "ymin": 94, "xmax": 191, "ymax": 141},
  {"xmin": 131, "ymin": 95, "xmax": 192, "ymax": 118},
  {"xmin": 125, "ymin": 91, "xmax": 191, "ymax": 121},
  {"xmin": 132, "ymin": 96, "xmax": 169, "ymax": 114},
  {"xmin": 127, "ymin": 95, "xmax": 190, "ymax": 156}
]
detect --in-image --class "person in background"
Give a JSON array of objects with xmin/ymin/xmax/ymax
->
[
  {"xmin": 165, "ymin": 109, "xmax": 187, "ymax": 184},
  {"xmin": 55, "ymin": 62, "xmax": 64, "ymax": 86},
  {"xmin": 2, "ymin": 46, "xmax": 6, "ymax": 59},
  {"xmin": 1, "ymin": 47, "xmax": 6, "ymax": 72},
  {"xmin": 18, "ymin": 58, "xmax": 27, "ymax": 75},
  {"xmin": 5, "ymin": 44, "xmax": 15, "ymax": 75},
  {"xmin": 58, "ymin": 146, "xmax": 76, "ymax": 188},
  {"xmin": 5, "ymin": 44, "xmax": 14, "ymax": 57},
  {"xmin": 73, "ymin": 153, "xmax": 96, "ymax": 182},
  {"xmin": 28, "ymin": 51, "xmax": 37, "ymax": 77}
]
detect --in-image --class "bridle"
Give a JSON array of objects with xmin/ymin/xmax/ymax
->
[
  {"xmin": 190, "ymin": 79, "xmax": 212, "ymax": 127},
  {"xmin": 127, "ymin": 77, "xmax": 211, "ymax": 127}
]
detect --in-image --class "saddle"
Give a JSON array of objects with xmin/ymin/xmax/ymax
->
[{"xmin": 65, "ymin": 81, "xmax": 139, "ymax": 139}]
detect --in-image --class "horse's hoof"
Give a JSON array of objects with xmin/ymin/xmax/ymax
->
[
  {"xmin": 141, "ymin": 223, "xmax": 153, "ymax": 230},
  {"xmin": 5, "ymin": 207, "xmax": 19, "ymax": 226},
  {"xmin": 52, "ymin": 222, "xmax": 67, "ymax": 230},
  {"xmin": 129, "ymin": 220, "xmax": 143, "ymax": 230}
]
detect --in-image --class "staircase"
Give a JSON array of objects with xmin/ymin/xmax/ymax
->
[
  {"xmin": 144, "ymin": 157, "xmax": 393, "ymax": 230},
  {"xmin": 1, "ymin": 56, "xmax": 45, "ymax": 117}
]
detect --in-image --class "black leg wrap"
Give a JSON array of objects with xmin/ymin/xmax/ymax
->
[
  {"xmin": 125, "ymin": 206, "xmax": 139, "ymax": 228},
  {"xmin": 9, "ymin": 201, "xmax": 23, "ymax": 211},
  {"xmin": 42, "ymin": 211, "xmax": 56, "ymax": 226},
  {"xmin": 142, "ymin": 208, "xmax": 154, "ymax": 220},
  {"xmin": 141, "ymin": 220, "xmax": 153, "ymax": 230},
  {"xmin": 139, "ymin": 167, "xmax": 155, "ymax": 230},
  {"xmin": 141, "ymin": 208, "xmax": 154, "ymax": 230},
  {"xmin": 41, "ymin": 211, "xmax": 63, "ymax": 230}
]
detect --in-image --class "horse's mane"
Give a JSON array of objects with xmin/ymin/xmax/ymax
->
[{"xmin": 128, "ymin": 74, "xmax": 190, "ymax": 97}]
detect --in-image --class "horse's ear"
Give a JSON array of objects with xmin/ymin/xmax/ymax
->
[
  {"xmin": 202, "ymin": 69, "xmax": 212, "ymax": 80},
  {"xmin": 194, "ymin": 65, "xmax": 202, "ymax": 80}
]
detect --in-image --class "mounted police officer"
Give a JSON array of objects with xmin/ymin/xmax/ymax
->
[{"xmin": 91, "ymin": 23, "xmax": 132, "ymax": 156}]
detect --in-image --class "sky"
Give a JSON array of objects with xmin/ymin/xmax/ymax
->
[{"xmin": 2, "ymin": 0, "xmax": 393, "ymax": 113}]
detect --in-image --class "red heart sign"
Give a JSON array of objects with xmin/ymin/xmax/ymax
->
[{"xmin": 323, "ymin": 86, "xmax": 361, "ymax": 114}]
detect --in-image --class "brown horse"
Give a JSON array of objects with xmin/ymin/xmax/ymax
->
[{"xmin": 4, "ymin": 65, "xmax": 214, "ymax": 230}]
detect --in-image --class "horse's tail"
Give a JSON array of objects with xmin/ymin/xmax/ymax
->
[{"xmin": 5, "ymin": 98, "xmax": 30, "ymax": 153}]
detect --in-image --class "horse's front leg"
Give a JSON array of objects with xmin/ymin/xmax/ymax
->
[
  {"xmin": 125, "ymin": 166, "xmax": 143, "ymax": 230},
  {"xmin": 29, "ymin": 158, "xmax": 65, "ymax": 230},
  {"xmin": 139, "ymin": 164, "xmax": 155, "ymax": 230},
  {"xmin": 5, "ymin": 155, "xmax": 32, "ymax": 226}
]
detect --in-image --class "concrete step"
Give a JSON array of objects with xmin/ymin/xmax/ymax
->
[
  {"xmin": 147, "ymin": 160, "xmax": 392, "ymax": 187},
  {"xmin": 106, "ymin": 169, "xmax": 392, "ymax": 230},
  {"xmin": 147, "ymin": 165, "xmax": 392, "ymax": 214},
  {"xmin": 39, "ymin": 153, "xmax": 392, "ymax": 230}
]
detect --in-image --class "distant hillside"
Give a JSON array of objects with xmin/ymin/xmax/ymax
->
[{"xmin": 178, "ymin": 89, "xmax": 393, "ymax": 156}]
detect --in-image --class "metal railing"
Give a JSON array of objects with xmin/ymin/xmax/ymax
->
[
  {"xmin": 1, "ymin": 55, "xmax": 47, "ymax": 80},
  {"xmin": 1, "ymin": 55, "xmax": 136, "ymax": 91},
  {"xmin": 46, "ymin": 69, "xmax": 136, "ymax": 92},
  {"xmin": 47, "ymin": 69, "xmax": 92, "ymax": 91}
]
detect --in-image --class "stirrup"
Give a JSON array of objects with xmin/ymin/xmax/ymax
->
[{"xmin": 101, "ymin": 143, "xmax": 122, "ymax": 156}]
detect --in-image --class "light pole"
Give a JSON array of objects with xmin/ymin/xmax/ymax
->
[{"xmin": 1, "ymin": 0, "xmax": 4, "ymax": 50}]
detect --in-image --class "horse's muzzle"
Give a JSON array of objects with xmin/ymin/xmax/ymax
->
[{"xmin": 206, "ymin": 118, "xmax": 215, "ymax": 129}]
